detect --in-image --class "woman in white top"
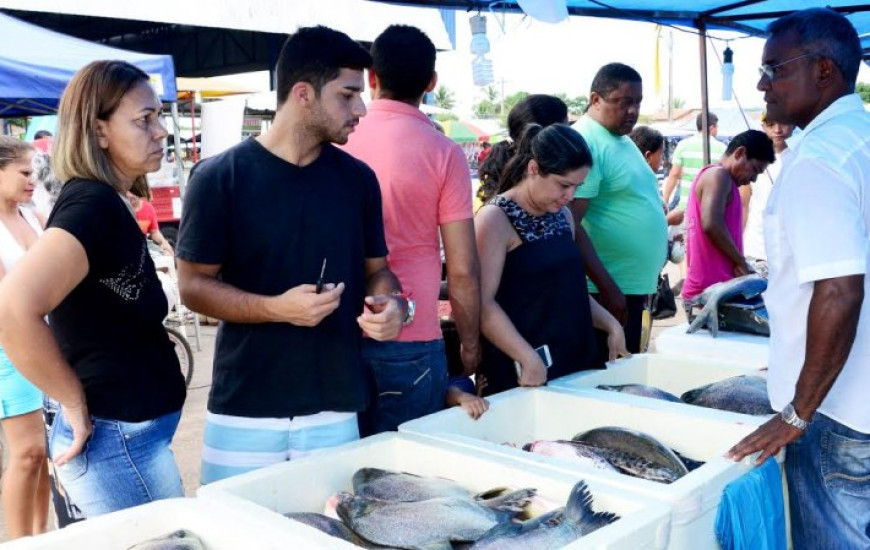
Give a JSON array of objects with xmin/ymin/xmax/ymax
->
[{"xmin": 0, "ymin": 136, "xmax": 48, "ymax": 538}]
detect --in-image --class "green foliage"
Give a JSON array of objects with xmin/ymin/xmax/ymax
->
[
  {"xmin": 473, "ymin": 99, "xmax": 499, "ymax": 119},
  {"xmin": 857, "ymin": 82, "xmax": 870, "ymax": 103},
  {"xmin": 433, "ymin": 85, "xmax": 455, "ymax": 110},
  {"xmin": 673, "ymin": 97, "xmax": 686, "ymax": 109},
  {"xmin": 499, "ymin": 91, "xmax": 530, "ymax": 126},
  {"xmin": 554, "ymin": 93, "xmax": 588, "ymax": 116},
  {"xmin": 434, "ymin": 113, "xmax": 458, "ymax": 122}
]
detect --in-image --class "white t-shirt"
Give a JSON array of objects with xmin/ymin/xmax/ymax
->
[
  {"xmin": 742, "ymin": 154, "xmax": 781, "ymax": 260},
  {"xmin": 0, "ymin": 206, "xmax": 43, "ymax": 272},
  {"xmin": 764, "ymin": 93, "xmax": 870, "ymax": 433}
]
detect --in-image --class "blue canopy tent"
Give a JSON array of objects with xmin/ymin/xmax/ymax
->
[
  {"xmin": 0, "ymin": 11, "xmax": 177, "ymax": 117},
  {"xmin": 372, "ymin": 1, "xmax": 870, "ymax": 159}
]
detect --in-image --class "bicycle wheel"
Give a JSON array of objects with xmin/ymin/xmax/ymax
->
[{"xmin": 165, "ymin": 326, "xmax": 194, "ymax": 387}]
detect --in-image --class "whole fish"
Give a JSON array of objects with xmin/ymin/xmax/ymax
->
[
  {"xmin": 470, "ymin": 481, "xmax": 619, "ymax": 549},
  {"xmin": 681, "ymin": 375, "xmax": 775, "ymax": 415},
  {"xmin": 523, "ymin": 440, "xmax": 619, "ymax": 473},
  {"xmin": 596, "ymin": 384, "xmax": 682, "ymax": 402},
  {"xmin": 126, "ymin": 530, "xmax": 205, "ymax": 550},
  {"xmin": 353, "ymin": 468, "xmax": 476, "ymax": 502},
  {"xmin": 686, "ymin": 274, "xmax": 768, "ymax": 337},
  {"xmin": 573, "ymin": 427, "xmax": 689, "ymax": 481},
  {"xmin": 284, "ymin": 512, "xmax": 382, "ymax": 548},
  {"xmin": 336, "ymin": 488, "xmax": 536, "ymax": 549}
]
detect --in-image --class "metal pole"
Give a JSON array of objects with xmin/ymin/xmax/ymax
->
[
  {"xmin": 190, "ymin": 94, "xmax": 199, "ymax": 164},
  {"xmin": 668, "ymin": 30, "xmax": 674, "ymax": 123},
  {"xmin": 697, "ymin": 18, "xmax": 711, "ymax": 165},
  {"xmin": 170, "ymin": 101, "xmax": 186, "ymax": 197}
]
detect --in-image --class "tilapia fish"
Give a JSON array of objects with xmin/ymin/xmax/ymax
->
[
  {"xmin": 336, "ymin": 488, "xmax": 535, "ymax": 550},
  {"xmin": 686, "ymin": 274, "xmax": 767, "ymax": 337},
  {"xmin": 523, "ymin": 440, "xmax": 619, "ymax": 473},
  {"xmin": 126, "ymin": 530, "xmax": 205, "ymax": 550},
  {"xmin": 596, "ymin": 384, "xmax": 682, "ymax": 402},
  {"xmin": 353, "ymin": 468, "xmax": 478, "ymax": 502},
  {"xmin": 681, "ymin": 375, "xmax": 775, "ymax": 415},
  {"xmin": 285, "ymin": 512, "xmax": 380, "ymax": 548},
  {"xmin": 573, "ymin": 426, "xmax": 690, "ymax": 483},
  {"xmin": 470, "ymin": 481, "xmax": 619, "ymax": 549}
]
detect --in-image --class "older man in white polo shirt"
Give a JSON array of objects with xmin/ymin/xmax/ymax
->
[{"xmin": 728, "ymin": 8, "xmax": 870, "ymax": 549}]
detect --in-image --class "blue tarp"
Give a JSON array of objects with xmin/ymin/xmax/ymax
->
[
  {"xmin": 0, "ymin": 12, "xmax": 176, "ymax": 117},
  {"xmin": 380, "ymin": 1, "xmax": 870, "ymax": 56}
]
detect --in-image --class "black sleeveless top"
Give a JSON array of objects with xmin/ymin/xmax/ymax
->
[{"xmin": 479, "ymin": 196, "xmax": 603, "ymax": 396}]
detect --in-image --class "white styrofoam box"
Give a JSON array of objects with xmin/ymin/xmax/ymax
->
[
  {"xmin": 198, "ymin": 432, "xmax": 673, "ymax": 550},
  {"xmin": 653, "ymin": 323, "xmax": 769, "ymax": 367},
  {"xmin": 550, "ymin": 353, "xmax": 769, "ymax": 418},
  {"xmin": 400, "ymin": 387, "xmax": 783, "ymax": 550},
  {"xmin": 0, "ymin": 498, "xmax": 335, "ymax": 550}
]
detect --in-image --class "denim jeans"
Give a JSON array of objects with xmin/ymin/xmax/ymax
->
[
  {"xmin": 786, "ymin": 412, "xmax": 870, "ymax": 549},
  {"xmin": 48, "ymin": 408, "xmax": 184, "ymax": 519},
  {"xmin": 360, "ymin": 339, "xmax": 448, "ymax": 435}
]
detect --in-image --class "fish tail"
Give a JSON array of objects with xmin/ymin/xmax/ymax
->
[{"xmin": 564, "ymin": 481, "xmax": 619, "ymax": 532}]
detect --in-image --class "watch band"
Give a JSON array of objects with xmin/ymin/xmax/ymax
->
[{"xmin": 781, "ymin": 403, "xmax": 809, "ymax": 430}]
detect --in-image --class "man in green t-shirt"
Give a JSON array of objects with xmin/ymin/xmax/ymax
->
[
  {"xmin": 569, "ymin": 63, "xmax": 668, "ymax": 358},
  {"xmin": 662, "ymin": 112, "xmax": 727, "ymax": 213}
]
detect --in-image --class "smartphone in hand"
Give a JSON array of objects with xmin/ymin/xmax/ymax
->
[{"xmin": 514, "ymin": 344, "xmax": 553, "ymax": 379}]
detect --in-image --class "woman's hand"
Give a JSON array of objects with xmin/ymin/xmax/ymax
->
[
  {"xmin": 606, "ymin": 323, "xmax": 632, "ymax": 363},
  {"xmin": 517, "ymin": 352, "xmax": 548, "ymax": 387},
  {"xmin": 54, "ymin": 402, "xmax": 93, "ymax": 466}
]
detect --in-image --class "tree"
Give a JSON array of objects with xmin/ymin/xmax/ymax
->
[
  {"xmin": 554, "ymin": 93, "xmax": 588, "ymax": 116},
  {"xmin": 473, "ymin": 99, "xmax": 499, "ymax": 119},
  {"xmin": 433, "ymin": 85, "xmax": 455, "ymax": 110},
  {"xmin": 857, "ymin": 82, "xmax": 870, "ymax": 103},
  {"xmin": 672, "ymin": 97, "xmax": 686, "ymax": 109}
]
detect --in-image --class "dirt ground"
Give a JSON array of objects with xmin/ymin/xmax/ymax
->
[{"xmin": 0, "ymin": 263, "xmax": 687, "ymax": 542}]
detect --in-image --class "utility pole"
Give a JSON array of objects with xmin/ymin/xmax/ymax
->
[{"xmin": 668, "ymin": 30, "xmax": 674, "ymax": 123}]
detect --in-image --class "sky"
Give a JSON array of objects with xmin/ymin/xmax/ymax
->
[
  {"xmin": 223, "ymin": 8, "xmax": 870, "ymax": 120},
  {"xmin": 435, "ymin": 10, "xmax": 870, "ymax": 118}
]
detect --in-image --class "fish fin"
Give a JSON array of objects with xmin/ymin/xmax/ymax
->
[
  {"xmin": 686, "ymin": 304, "xmax": 709, "ymax": 334},
  {"xmin": 480, "ymin": 487, "xmax": 537, "ymax": 522},
  {"xmin": 708, "ymin": 300, "xmax": 720, "ymax": 337},
  {"xmin": 473, "ymin": 487, "xmax": 511, "ymax": 501},
  {"xmin": 564, "ymin": 481, "xmax": 620, "ymax": 532}
]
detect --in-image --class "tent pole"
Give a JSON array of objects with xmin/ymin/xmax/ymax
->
[
  {"xmin": 698, "ymin": 18, "xmax": 711, "ymax": 164},
  {"xmin": 170, "ymin": 101, "xmax": 186, "ymax": 197},
  {"xmin": 190, "ymin": 95, "xmax": 199, "ymax": 163}
]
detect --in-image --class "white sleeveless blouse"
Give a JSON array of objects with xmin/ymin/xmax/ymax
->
[{"xmin": 0, "ymin": 207, "xmax": 43, "ymax": 272}]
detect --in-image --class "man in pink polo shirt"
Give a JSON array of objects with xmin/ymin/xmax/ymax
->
[{"xmin": 343, "ymin": 25, "xmax": 481, "ymax": 435}]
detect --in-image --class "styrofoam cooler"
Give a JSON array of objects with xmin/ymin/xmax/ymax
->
[
  {"xmin": 400, "ymin": 387, "xmax": 783, "ymax": 550},
  {"xmin": 549, "ymin": 353, "xmax": 769, "ymax": 418},
  {"xmin": 198, "ymin": 432, "xmax": 672, "ymax": 549},
  {"xmin": 653, "ymin": 323, "xmax": 769, "ymax": 366},
  {"xmin": 0, "ymin": 498, "xmax": 331, "ymax": 550}
]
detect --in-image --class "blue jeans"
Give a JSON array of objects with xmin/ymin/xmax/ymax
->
[
  {"xmin": 48, "ymin": 409, "xmax": 184, "ymax": 519},
  {"xmin": 786, "ymin": 412, "xmax": 870, "ymax": 549},
  {"xmin": 360, "ymin": 339, "xmax": 448, "ymax": 435}
]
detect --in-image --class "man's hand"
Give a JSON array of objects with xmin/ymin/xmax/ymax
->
[
  {"xmin": 270, "ymin": 283, "xmax": 344, "ymax": 326},
  {"xmin": 54, "ymin": 402, "xmax": 92, "ymax": 467},
  {"xmin": 460, "ymin": 342, "xmax": 481, "ymax": 376},
  {"xmin": 733, "ymin": 261, "xmax": 750, "ymax": 277},
  {"xmin": 726, "ymin": 415, "xmax": 804, "ymax": 465},
  {"xmin": 457, "ymin": 393, "xmax": 489, "ymax": 420},
  {"xmin": 598, "ymin": 284, "xmax": 627, "ymax": 325},
  {"xmin": 358, "ymin": 294, "xmax": 403, "ymax": 341},
  {"xmin": 517, "ymin": 352, "xmax": 548, "ymax": 387},
  {"xmin": 606, "ymin": 325, "xmax": 632, "ymax": 363}
]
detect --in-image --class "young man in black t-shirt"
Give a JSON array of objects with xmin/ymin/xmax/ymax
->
[{"xmin": 176, "ymin": 26, "xmax": 407, "ymax": 484}]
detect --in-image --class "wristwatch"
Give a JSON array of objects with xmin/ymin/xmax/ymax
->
[
  {"xmin": 780, "ymin": 403, "xmax": 810, "ymax": 431},
  {"xmin": 392, "ymin": 292, "xmax": 415, "ymax": 326}
]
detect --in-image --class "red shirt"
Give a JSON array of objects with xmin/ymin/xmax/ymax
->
[{"xmin": 135, "ymin": 200, "xmax": 158, "ymax": 234}]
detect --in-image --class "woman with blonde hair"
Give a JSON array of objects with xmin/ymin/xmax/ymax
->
[
  {"xmin": 0, "ymin": 137, "xmax": 49, "ymax": 537},
  {"xmin": 0, "ymin": 60, "xmax": 186, "ymax": 518}
]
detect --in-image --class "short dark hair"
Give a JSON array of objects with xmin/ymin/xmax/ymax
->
[
  {"xmin": 590, "ymin": 63, "xmax": 642, "ymax": 97},
  {"xmin": 768, "ymin": 8, "xmax": 861, "ymax": 86},
  {"xmin": 275, "ymin": 26, "xmax": 372, "ymax": 107},
  {"xmin": 696, "ymin": 112, "xmax": 718, "ymax": 131},
  {"xmin": 371, "ymin": 25, "xmax": 435, "ymax": 102},
  {"xmin": 33, "ymin": 130, "xmax": 53, "ymax": 140},
  {"xmin": 725, "ymin": 129, "xmax": 776, "ymax": 163},
  {"xmin": 629, "ymin": 126, "xmax": 664, "ymax": 156},
  {"xmin": 499, "ymin": 124, "xmax": 593, "ymax": 193},
  {"xmin": 507, "ymin": 94, "xmax": 568, "ymax": 142}
]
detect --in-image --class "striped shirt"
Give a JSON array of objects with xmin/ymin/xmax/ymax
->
[{"xmin": 672, "ymin": 133, "xmax": 727, "ymax": 209}]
